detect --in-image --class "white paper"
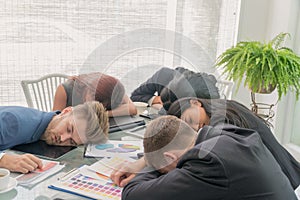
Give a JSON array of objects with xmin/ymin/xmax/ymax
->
[
  {"xmin": 85, "ymin": 140, "xmax": 143, "ymax": 159},
  {"xmin": 88, "ymin": 157, "xmax": 136, "ymax": 177},
  {"xmin": 16, "ymin": 159, "xmax": 64, "ymax": 187}
]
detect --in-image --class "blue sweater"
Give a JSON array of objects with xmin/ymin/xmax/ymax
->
[{"xmin": 0, "ymin": 106, "xmax": 57, "ymax": 150}]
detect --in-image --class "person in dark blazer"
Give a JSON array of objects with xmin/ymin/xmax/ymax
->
[
  {"xmin": 130, "ymin": 67, "xmax": 220, "ymax": 112},
  {"xmin": 121, "ymin": 116, "xmax": 297, "ymax": 200},
  {"xmin": 167, "ymin": 97, "xmax": 300, "ymax": 189}
]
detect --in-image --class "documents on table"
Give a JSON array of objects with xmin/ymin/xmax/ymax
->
[
  {"xmin": 88, "ymin": 156, "xmax": 136, "ymax": 177},
  {"xmin": 16, "ymin": 159, "xmax": 64, "ymax": 187},
  {"xmin": 49, "ymin": 163, "xmax": 125, "ymax": 200},
  {"xmin": 84, "ymin": 140, "xmax": 144, "ymax": 159}
]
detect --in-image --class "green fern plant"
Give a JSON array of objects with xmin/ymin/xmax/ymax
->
[{"xmin": 215, "ymin": 32, "xmax": 300, "ymax": 100}]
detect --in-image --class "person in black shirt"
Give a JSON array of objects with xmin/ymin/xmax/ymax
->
[
  {"xmin": 121, "ymin": 116, "xmax": 297, "ymax": 200},
  {"xmin": 130, "ymin": 67, "xmax": 220, "ymax": 113},
  {"xmin": 167, "ymin": 97, "xmax": 300, "ymax": 189}
]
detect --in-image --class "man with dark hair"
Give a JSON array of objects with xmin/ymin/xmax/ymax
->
[
  {"xmin": 160, "ymin": 70, "xmax": 220, "ymax": 111},
  {"xmin": 130, "ymin": 67, "xmax": 220, "ymax": 112},
  {"xmin": 112, "ymin": 116, "xmax": 297, "ymax": 200}
]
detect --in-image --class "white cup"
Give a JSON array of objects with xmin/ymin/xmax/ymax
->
[
  {"xmin": 0, "ymin": 168, "xmax": 10, "ymax": 190},
  {"xmin": 133, "ymin": 102, "xmax": 148, "ymax": 115}
]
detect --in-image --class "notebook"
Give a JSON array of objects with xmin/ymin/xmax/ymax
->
[
  {"xmin": 11, "ymin": 140, "xmax": 77, "ymax": 160},
  {"xmin": 109, "ymin": 116, "xmax": 145, "ymax": 133},
  {"xmin": 16, "ymin": 159, "xmax": 64, "ymax": 187}
]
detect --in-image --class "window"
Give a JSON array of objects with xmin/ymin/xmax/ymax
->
[
  {"xmin": 0, "ymin": 0, "xmax": 240, "ymax": 106},
  {"xmin": 276, "ymin": 95, "xmax": 300, "ymax": 161}
]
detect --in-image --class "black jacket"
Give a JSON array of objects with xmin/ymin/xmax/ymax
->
[
  {"xmin": 130, "ymin": 67, "xmax": 179, "ymax": 103},
  {"xmin": 122, "ymin": 125, "xmax": 297, "ymax": 200},
  {"xmin": 130, "ymin": 67, "xmax": 220, "ymax": 114},
  {"xmin": 221, "ymin": 100, "xmax": 300, "ymax": 189}
]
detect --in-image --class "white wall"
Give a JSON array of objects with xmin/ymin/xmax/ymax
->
[
  {"xmin": 234, "ymin": 0, "xmax": 300, "ymax": 143},
  {"xmin": 233, "ymin": 0, "xmax": 272, "ymax": 108},
  {"xmin": 235, "ymin": 0, "xmax": 298, "ymax": 105}
]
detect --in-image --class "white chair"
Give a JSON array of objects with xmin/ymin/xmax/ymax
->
[
  {"xmin": 216, "ymin": 79, "xmax": 234, "ymax": 100},
  {"xmin": 21, "ymin": 73, "xmax": 69, "ymax": 111}
]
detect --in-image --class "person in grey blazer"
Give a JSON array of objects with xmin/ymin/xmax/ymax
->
[{"xmin": 130, "ymin": 67, "xmax": 220, "ymax": 113}]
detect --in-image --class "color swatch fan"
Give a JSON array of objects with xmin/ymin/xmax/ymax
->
[
  {"xmin": 84, "ymin": 140, "xmax": 143, "ymax": 159},
  {"xmin": 49, "ymin": 166, "xmax": 122, "ymax": 200}
]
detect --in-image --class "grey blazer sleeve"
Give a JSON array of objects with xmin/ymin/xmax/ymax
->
[{"xmin": 130, "ymin": 67, "xmax": 176, "ymax": 103}]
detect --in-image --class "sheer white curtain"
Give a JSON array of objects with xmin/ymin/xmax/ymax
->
[{"xmin": 0, "ymin": 0, "xmax": 240, "ymax": 106}]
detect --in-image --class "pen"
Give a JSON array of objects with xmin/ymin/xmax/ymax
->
[
  {"xmin": 58, "ymin": 168, "xmax": 79, "ymax": 181},
  {"xmin": 130, "ymin": 125, "xmax": 146, "ymax": 132},
  {"xmin": 96, "ymin": 172, "xmax": 109, "ymax": 180}
]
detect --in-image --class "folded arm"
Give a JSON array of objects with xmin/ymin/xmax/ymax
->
[
  {"xmin": 52, "ymin": 84, "xmax": 68, "ymax": 111},
  {"xmin": 110, "ymin": 157, "xmax": 146, "ymax": 187},
  {"xmin": 107, "ymin": 95, "xmax": 137, "ymax": 117},
  {"xmin": 130, "ymin": 67, "xmax": 176, "ymax": 104},
  {"xmin": 122, "ymin": 163, "xmax": 227, "ymax": 200}
]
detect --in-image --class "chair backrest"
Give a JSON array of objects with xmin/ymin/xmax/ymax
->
[
  {"xmin": 216, "ymin": 79, "xmax": 234, "ymax": 100},
  {"xmin": 21, "ymin": 73, "xmax": 69, "ymax": 111}
]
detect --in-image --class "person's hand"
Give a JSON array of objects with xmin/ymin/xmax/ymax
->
[
  {"xmin": 110, "ymin": 165, "xmax": 137, "ymax": 187},
  {"xmin": 110, "ymin": 158, "xmax": 146, "ymax": 187},
  {"xmin": 0, "ymin": 153, "xmax": 43, "ymax": 173},
  {"xmin": 152, "ymin": 96, "xmax": 163, "ymax": 105}
]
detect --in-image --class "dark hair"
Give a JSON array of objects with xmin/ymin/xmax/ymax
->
[
  {"xmin": 161, "ymin": 70, "xmax": 220, "ymax": 111},
  {"xmin": 143, "ymin": 115, "xmax": 196, "ymax": 169},
  {"xmin": 174, "ymin": 66, "xmax": 192, "ymax": 74},
  {"xmin": 167, "ymin": 97, "xmax": 269, "ymax": 129},
  {"xmin": 73, "ymin": 72, "xmax": 125, "ymax": 110}
]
